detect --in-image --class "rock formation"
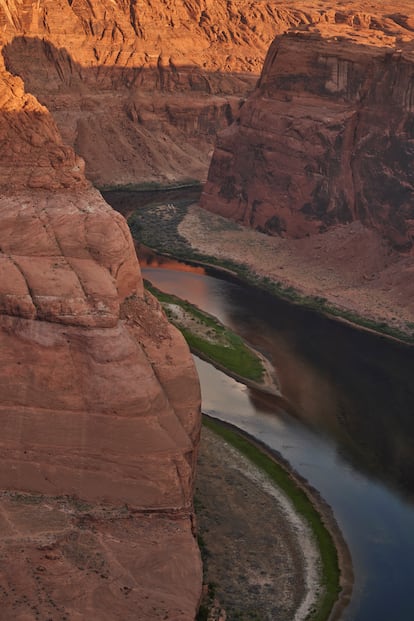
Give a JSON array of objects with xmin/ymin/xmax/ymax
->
[
  {"xmin": 0, "ymin": 16, "xmax": 202, "ymax": 619},
  {"xmin": 2, "ymin": 1, "xmax": 414, "ymax": 617},
  {"xmin": 0, "ymin": 0, "xmax": 358, "ymax": 187},
  {"xmin": 3, "ymin": 0, "xmax": 414, "ymax": 191},
  {"xmin": 201, "ymin": 8, "xmax": 414, "ymax": 250}
]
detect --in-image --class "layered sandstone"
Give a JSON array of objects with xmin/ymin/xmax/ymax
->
[
  {"xmin": 0, "ymin": 0, "xmax": 386, "ymax": 187},
  {"xmin": 3, "ymin": 1, "xmax": 414, "ymax": 187},
  {"xmin": 0, "ymin": 33, "xmax": 202, "ymax": 619},
  {"xmin": 201, "ymin": 11, "xmax": 414, "ymax": 250}
]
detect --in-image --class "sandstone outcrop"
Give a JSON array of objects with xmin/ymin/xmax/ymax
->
[
  {"xmin": 3, "ymin": 1, "xmax": 414, "ymax": 188},
  {"xmin": 0, "ymin": 0, "xmax": 362, "ymax": 186},
  {"xmin": 0, "ymin": 494, "xmax": 202, "ymax": 621},
  {"xmin": 0, "ymin": 21, "xmax": 202, "ymax": 619},
  {"xmin": 201, "ymin": 9, "xmax": 414, "ymax": 250}
]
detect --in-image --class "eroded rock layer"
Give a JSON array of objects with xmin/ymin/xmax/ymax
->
[
  {"xmin": 0, "ymin": 494, "xmax": 202, "ymax": 621},
  {"xmin": 2, "ymin": 1, "xmax": 414, "ymax": 187},
  {"xmin": 0, "ymin": 0, "xmax": 303, "ymax": 185},
  {"xmin": 0, "ymin": 26, "xmax": 202, "ymax": 619},
  {"xmin": 201, "ymin": 9, "xmax": 414, "ymax": 250},
  {"xmin": 2, "ymin": 0, "xmax": 403, "ymax": 187}
]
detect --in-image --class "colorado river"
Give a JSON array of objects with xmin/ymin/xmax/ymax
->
[{"xmin": 141, "ymin": 253, "xmax": 414, "ymax": 621}]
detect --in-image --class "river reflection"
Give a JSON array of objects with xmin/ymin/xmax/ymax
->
[
  {"xmin": 141, "ymin": 253, "xmax": 414, "ymax": 621},
  {"xmin": 142, "ymin": 259, "xmax": 414, "ymax": 501}
]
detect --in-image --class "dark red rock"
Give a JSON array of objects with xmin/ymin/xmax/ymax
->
[{"xmin": 202, "ymin": 24, "xmax": 414, "ymax": 250}]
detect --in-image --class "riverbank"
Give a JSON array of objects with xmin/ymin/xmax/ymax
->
[
  {"xmin": 98, "ymin": 179, "xmax": 203, "ymax": 193},
  {"xmin": 178, "ymin": 205, "xmax": 414, "ymax": 344},
  {"xmin": 125, "ymin": 200, "xmax": 414, "ymax": 343},
  {"xmin": 144, "ymin": 281, "xmax": 279, "ymax": 394},
  {"xmin": 197, "ymin": 418, "xmax": 353, "ymax": 621}
]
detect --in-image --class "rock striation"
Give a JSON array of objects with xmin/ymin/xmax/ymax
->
[
  {"xmin": 0, "ymin": 65, "xmax": 201, "ymax": 508},
  {"xmin": 3, "ymin": 1, "xmax": 414, "ymax": 189},
  {"xmin": 201, "ymin": 8, "xmax": 414, "ymax": 251},
  {"xmin": 0, "ymin": 0, "xmax": 348, "ymax": 186},
  {"xmin": 0, "ymin": 18, "xmax": 202, "ymax": 619}
]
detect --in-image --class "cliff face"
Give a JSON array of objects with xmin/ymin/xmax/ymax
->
[
  {"xmin": 0, "ymin": 0, "xmax": 339, "ymax": 186},
  {"xmin": 201, "ymin": 13, "xmax": 414, "ymax": 250},
  {"xmin": 0, "ymin": 32, "xmax": 202, "ymax": 620},
  {"xmin": 0, "ymin": 62, "xmax": 201, "ymax": 508},
  {"xmin": 3, "ymin": 1, "xmax": 414, "ymax": 189}
]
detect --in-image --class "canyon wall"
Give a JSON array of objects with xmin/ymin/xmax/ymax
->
[
  {"xmin": 0, "ymin": 24, "xmax": 202, "ymax": 619},
  {"xmin": 0, "ymin": 60, "xmax": 201, "ymax": 510},
  {"xmin": 1, "ymin": 2, "xmax": 414, "ymax": 617},
  {"xmin": 3, "ymin": 1, "xmax": 414, "ymax": 189},
  {"xmin": 201, "ymin": 10, "xmax": 414, "ymax": 250},
  {"xmin": 2, "ymin": 0, "xmax": 389, "ymax": 187}
]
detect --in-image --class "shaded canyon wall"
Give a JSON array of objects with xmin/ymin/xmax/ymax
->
[
  {"xmin": 0, "ymin": 29, "xmax": 202, "ymax": 620},
  {"xmin": 201, "ymin": 15, "xmax": 414, "ymax": 250},
  {"xmin": 0, "ymin": 2, "xmax": 206, "ymax": 621},
  {"xmin": 0, "ymin": 60, "xmax": 201, "ymax": 509}
]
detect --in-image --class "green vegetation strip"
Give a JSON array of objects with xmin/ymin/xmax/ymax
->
[
  {"xmin": 203, "ymin": 415, "xmax": 341, "ymax": 621},
  {"xmin": 145, "ymin": 280, "xmax": 264, "ymax": 383},
  {"xmin": 128, "ymin": 203, "xmax": 414, "ymax": 344}
]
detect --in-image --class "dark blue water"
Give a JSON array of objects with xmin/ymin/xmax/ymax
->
[{"xmin": 143, "ymin": 260, "xmax": 414, "ymax": 621}]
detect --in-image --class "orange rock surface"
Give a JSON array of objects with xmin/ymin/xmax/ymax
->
[
  {"xmin": 0, "ymin": 0, "xmax": 351, "ymax": 186},
  {"xmin": 1, "ymin": 0, "xmax": 413, "ymax": 187}
]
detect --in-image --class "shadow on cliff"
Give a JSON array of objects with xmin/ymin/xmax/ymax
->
[
  {"xmin": 2, "ymin": 35, "xmax": 256, "ymax": 101},
  {"xmin": 2, "ymin": 36, "xmax": 257, "ymax": 186}
]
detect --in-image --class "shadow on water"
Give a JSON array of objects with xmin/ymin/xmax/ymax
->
[
  {"xmin": 220, "ymin": 273, "xmax": 414, "ymax": 503},
  {"xmin": 113, "ymin": 193, "xmax": 414, "ymax": 620},
  {"xmin": 141, "ymin": 248, "xmax": 414, "ymax": 504}
]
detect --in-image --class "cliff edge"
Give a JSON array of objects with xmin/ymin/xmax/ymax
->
[{"xmin": 0, "ymin": 36, "xmax": 202, "ymax": 621}]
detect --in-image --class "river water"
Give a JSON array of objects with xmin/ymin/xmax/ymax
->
[{"xmin": 140, "ymin": 252, "xmax": 414, "ymax": 621}]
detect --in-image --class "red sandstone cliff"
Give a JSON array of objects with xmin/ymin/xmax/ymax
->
[
  {"xmin": 0, "ymin": 0, "xmax": 339, "ymax": 186},
  {"xmin": 2, "ymin": 1, "xmax": 414, "ymax": 190},
  {"xmin": 0, "ymin": 37, "xmax": 202, "ymax": 621},
  {"xmin": 2, "ymin": 1, "xmax": 414, "ymax": 616},
  {"xmin": 201, "ymin": 10, "xmax": 414, "ymax": 250}
]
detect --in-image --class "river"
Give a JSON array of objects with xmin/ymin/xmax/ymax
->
[{"xmin": 140, "ymin": 251, "xmax": 414, "ymax": 621}]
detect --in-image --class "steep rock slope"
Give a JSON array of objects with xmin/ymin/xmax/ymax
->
[
  {"xmin": 0, "ymin": 0, "xmax": 370, "ymax": 186},
  {"xmin": 2, "ymin": 1, "xmax": 414, "ymax": 187},
  {"xmin": 0, "ymin": 49, "xmax": 202, "ymax": 620},
  {"xmin": 201, "ymin": 10, "xmax": 414, "ymax": 250}
]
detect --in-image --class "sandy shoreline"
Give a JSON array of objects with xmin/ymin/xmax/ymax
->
[
  {"xmin": 178, "ymin": 204, "xmax": 414, "ymax": 342},
  {"xmin": 196, "ymin": 426, "xmax": 316, "ymax": 621},
  {"xmin": 160, "ymin": 293, "xmax": 280, "ymax": 395},
  {"xmin": 197, "ymin": 420, "xmax": 354, "ymax": 621},
  {"xmin": 173, "ymin": 204, "xmax": 358, "ymax": 617},
  {"xmin": 222, "ymin": 420, "xmax": 355, "ymax": 621}
]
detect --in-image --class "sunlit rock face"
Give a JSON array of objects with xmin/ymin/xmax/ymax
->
[
  {"xmin": 0, "ymin": 0, "xmax": 305, "ymax": 186},
  {"xmin": 2, "ymin": 1, "xmax": 414, "ymax": 188},
  {"xmin": 201, "ymin": 14, "xmax": 414, "ymax": 251},
  {"xmin": 3, "ymin": 0, "xmax": 394, "ymax": 187}
]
